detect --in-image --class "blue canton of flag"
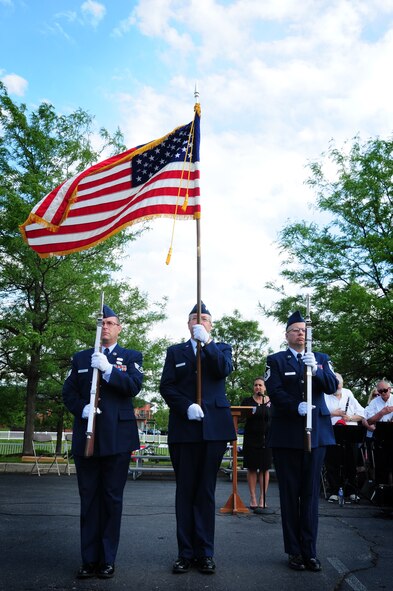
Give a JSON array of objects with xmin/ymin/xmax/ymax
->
[
  {"xmin": 133, "ymin": 121, "xmax": 199, "ymax": 185},
  {"xmin": 20, "ymin": 112, "xmax": 201, "ymax": 258}
]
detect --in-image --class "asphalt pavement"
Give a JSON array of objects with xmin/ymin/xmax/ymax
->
[{"xmin": 0, "ymin": 471, "xmax": 392, "ymax": 591}]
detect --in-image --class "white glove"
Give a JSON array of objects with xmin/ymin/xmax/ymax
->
[
  {"xmin": 192, "ymin": 324, "xmax": 210, "ymax": 344},
  {"xmin": 298, "ymin": 401, "xmax": 316, "ymax": 416},
  {"xmin": 91, "ymin": 351, "xmax": 111, "ymax": 373},
  {"xmin": 82, "ymin": 404, "xmax": 102, "ymax": 418},
  {"xmin": 82, "ymin": 404, "xmax": 90, "ymax": 419},
  {"xmin": 302, "ymin": 351, "xmax": 318, "ymax": 375},
  {"xmin": 187, "ymin": 403, "xmax": 204, "ymax": 421}
]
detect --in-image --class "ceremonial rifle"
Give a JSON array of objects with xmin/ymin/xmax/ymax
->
[
  {"xmin": 84, "ymin": 292, "xmax": 104, "ymax": 457},
  {"xmin": 305, "ymin": 295, "xmax": 313, "ymax": 453}
]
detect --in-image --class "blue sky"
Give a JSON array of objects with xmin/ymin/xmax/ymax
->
[{"xmin": 2, "ymin": 0, "xmax": 393, "ymax": 351}]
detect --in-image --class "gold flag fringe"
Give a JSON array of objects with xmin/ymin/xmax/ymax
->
[
  {"xmin": 20, "ymin": 106, "xmax": 201, "ymax": 262},
  {"xmin": 166, "ymin": 104, "xmax": 200, "ymax": 265}
]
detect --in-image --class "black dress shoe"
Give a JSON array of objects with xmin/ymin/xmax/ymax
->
[
  {"xmin": 76, "ymin": 563, "xmax": 96, "ymax": 578},
  {"xmin": 304, "ymin": 557, "xmax": 322, "ymax": 572},
  {"xmin": 288, "ymin": 554, "xmax": 305, "ymax": 571},
  {"xmin": 97, "ymin": 563, "xmax": 115, "ymax": 578},
  {"xmin": 172, "ymin": 557, "xmax": 191, "ymax": 573},
  {"xmin": 197, "ymin": 556, "xmax": 216, "ymax": 574}
]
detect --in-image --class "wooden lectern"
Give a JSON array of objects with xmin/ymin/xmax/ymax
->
[{"xmin": 220, "ymin": 406, "xmax": 254, "ymax": 515}]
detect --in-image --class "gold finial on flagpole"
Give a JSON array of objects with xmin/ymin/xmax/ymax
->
[{"xmin": 194, "ymin": 82, "xmax": 201, "ymax": 115}]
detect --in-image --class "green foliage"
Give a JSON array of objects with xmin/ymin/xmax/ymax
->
[
  {"xmin": 0, "ymin": 83, "xmax": 168, "ymax": 451},
  {"xmin": 262, "ymin": 136, "xmax": 393, "ymax": 395},
  {"xmin": 152, "ymin": 407, "xmax": 170, "ymax": 432},
  {"xmin": 211, "ymin": 310, "xmax": 269, "ymax": 405},
  {"xmin": 0, "ymin": 384, "xmax": 25, "ymax": 428}
]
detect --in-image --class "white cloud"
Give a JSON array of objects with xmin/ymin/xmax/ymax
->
[
  {"xmin": 112, "ymin": 14, "xmax": 135, "ymax": 38},
  {"xmin": 114, "ymin": 0, "xmax": 193, "ymax": 56},
  {"xmin": 127, "ymin": 0, "xmax": 177, "ymax": 37},
  {"xmin": 11, "ymin": 0, "xmax": 389, "ymax": 349},
  {"xmin": 43, "ymin": 21, "xmax": 76, "ymax": 43},
  {"xmin": 54, "ymin": 10, "xmax": 78, "ymax": 23},
  {"xmin": 107, "ymin": 1, "xmax": 393, "ymax": 349},
  {"xmin": 1, "ymin": 73, "xmax": 28, "ymax": 96},
  {"xmin": 81, "ymin": 0, "xmax": 106, "ymax": 27}
]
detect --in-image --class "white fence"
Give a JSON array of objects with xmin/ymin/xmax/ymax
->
[
  {"xmin": 0, "ymin": 441, "xmax": 24, "ymax": 454},
  {"xmin": 0, "ymin": 430, "xmax": 31, "ymax": 440},
  {"xmin": 0, "ymin": 430, "xmax": 168, "ymax": 456},
  {"xmin": 0, "ymin": 430, "xmax": 167, "ymax": 444},
  {"xmin": 0, "ymin": 431, "xmax": 243, "ymax": 456}
]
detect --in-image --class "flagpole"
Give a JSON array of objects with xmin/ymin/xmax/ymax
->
[
  {"xmin": 194, "ymin": 83, "xmax": 202, "ymax": 406},
  {"xmin": 196, "ymin": 216, "xmax": 202, "ymax": 405}
]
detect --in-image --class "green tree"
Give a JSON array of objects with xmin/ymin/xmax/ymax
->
[
  {"xmin": 262, "ymin": 136, "xmax": 393, "ymax": 396},
  {"xmin": 0, "ymin": 384, "xmax": 25, "ymax": 428},
  {"xmin": 152, "ymin": 407, "xmax": 170, "ymax": 433},
  {"xmin": 211, "ymin": 310, "xmax": 269, "ymax": 405},
  {"xmin": 0, "ymin": 83, "xmax": 167, "ymax": 453}
]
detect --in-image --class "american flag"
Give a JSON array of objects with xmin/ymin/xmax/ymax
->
[{"xmin": 20, "ymin": 112, "xmax": 200, "ymax": 258}]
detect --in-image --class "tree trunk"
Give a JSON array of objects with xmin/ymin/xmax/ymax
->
[
  {"xmin": 56, "ymin": 412, "xmax": 64, "ymax": 454},
  {"xmin": 22, "ymin": 380, "xmax": 38, "ymax": 455},
  {"xmin": 22, "ymin": 350, "xmax": 41, "ymax": 456}
]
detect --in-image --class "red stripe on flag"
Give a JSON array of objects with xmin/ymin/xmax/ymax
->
[{"xmin": 20, "ymin": 115, "xmax": 201, "ymax": 257}]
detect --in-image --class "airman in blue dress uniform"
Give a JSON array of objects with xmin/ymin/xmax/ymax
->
[
  {"xmin": 265, "ymin": 311, "xmax": 337, "ymax": 572},
  {"xmin": 160, "ymin": 302, "xmax": 236, "ymax": 575},
  {"xmin": 63, "ymin": 304, "xmax": 143, "ymax": 580}
]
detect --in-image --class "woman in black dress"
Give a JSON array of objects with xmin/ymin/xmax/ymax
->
[{"xmin": 241, "ymin": 377, "xmax": 272, "ymax": 509}]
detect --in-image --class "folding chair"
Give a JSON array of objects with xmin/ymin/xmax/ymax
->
[
  {"xmin": 32, "ymin": 433, "xmax": 61, "ymax": 476},
  {"xmin": 320, "ymin": 463, "xmax": 328, "ymax": 499}
]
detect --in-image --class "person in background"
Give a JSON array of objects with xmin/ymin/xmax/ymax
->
[
  {"xmin": 362, "ymin": 387, "xmax": 379, "ymax": 434},
  {"xmin": 241, "ymin": 377, "xmax": 272, "ymax": 510},
  {"xmin": 324, "ymin": 373, "xmax": 365, "ymax": 502},
  {"xmin": 364, "ymin": 380, "xmax": 393, "ymax": 486},
  {"xmin": 63, "ymin": 305, "xmax": 143, "ymax": 580},
  {"xmin": 361, "ymin": 387, "xmax": 379, "ymax": 482},
  {"xmin": 159, "ymin": 302, "xmax": 236, "ymax": 575},
  {"xmin": 265, "ymin": 310, "xmax": 338, "ymax": 573},
  {"xmin": 367, "ymin": 388, "xmax": 379, "ymax": 405}
]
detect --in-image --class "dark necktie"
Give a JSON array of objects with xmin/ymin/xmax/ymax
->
[
  {"xmin": 297, "ymin": 353, "xmax": 303, "ymax": 365},
  {"xmin": 104, "ymin": 348, "xmax": 110, "ymax": 358}
]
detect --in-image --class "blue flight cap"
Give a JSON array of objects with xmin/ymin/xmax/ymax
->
[
  {"xmin": 189, "ymin": 301, "xmax": 211, "ymax": 316},
  {"xmin": 286, "ymin": 310, "xmax": 305, "ymax": 329},
  {"xmin": 103, "ymin": 304, "xmax": 118, "ymax": 319}
]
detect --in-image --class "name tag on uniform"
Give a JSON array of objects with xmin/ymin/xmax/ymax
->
[
  {"xmin": 176, "ymin": 362, "xmax": 186, "ymax": 368},
  {"xmin": 285, "ymin": 371, "xmax": 296, "ymax": 376},
  {"xmin": 78, "ymin": 369, "xmax": 88, "ymax": 373}
]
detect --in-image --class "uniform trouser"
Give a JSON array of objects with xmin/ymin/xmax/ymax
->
[
  {"xmin": 325, "ymin": 442, "xmax": 357, "ymax": 496},
  {"xmin": 374, "ymin": 440, "xmax": 393, "ymax": 485},
  {"xmin": 169, "ymin": 441, "xmax": 227, "ymax": 559},
  {"xmin": 74, "ymin": 452, "xmax": 130, "ymax": 565},
  {"xmin": 273, "ymin": 446, "xmax": 326, "ymax": 559}
]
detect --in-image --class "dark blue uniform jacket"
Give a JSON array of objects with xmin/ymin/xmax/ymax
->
[
  {"xmin": 265, "ymin": 349, "xmax": 337, "ymax": 449},
  {"xmin": 160, "ymin": 339, "xmax": 236, "ymax": 444},
  {"xmin": 63, "ymin": 345, "xmax": 143, "ymax": 456}
]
